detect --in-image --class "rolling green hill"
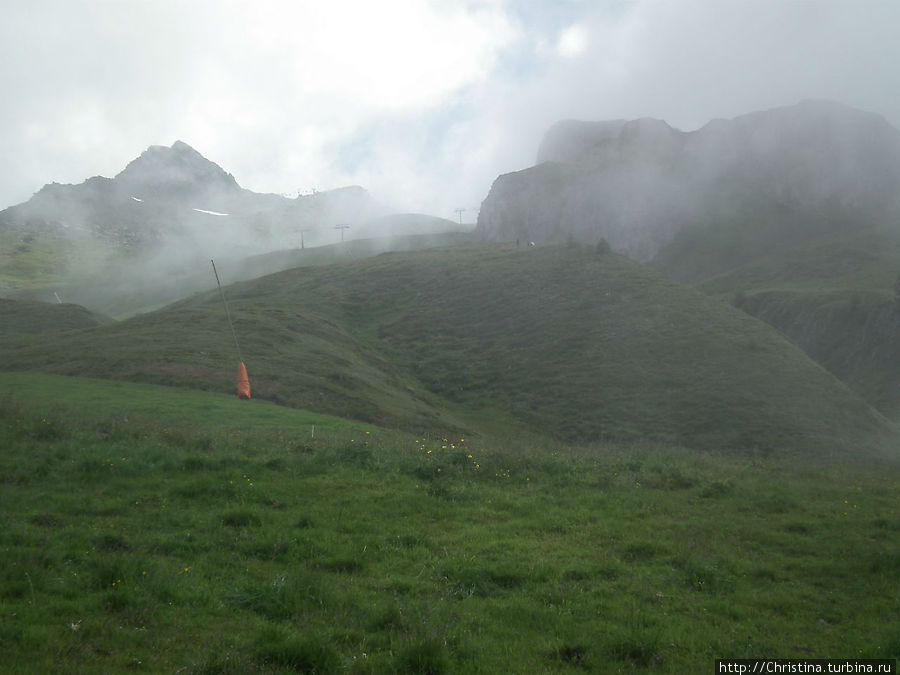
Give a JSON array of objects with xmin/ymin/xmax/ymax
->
[
  {"xmin": 653, "ymin": 221, "xmax": 900, "ymax": 420},
  {"xmin": 2, "ymin": 243, "xmax": 895, "ymax": 456},
  {"xmin": 0, "ymin": 298, "xmax": 110, "ymax": 336},
  {"xmin": 653, "ymin": 218, "xmax": 900, "ymax": 292}
]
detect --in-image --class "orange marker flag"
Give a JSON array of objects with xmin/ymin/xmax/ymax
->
[{"xmin": 237, "ymin": 361, "xmax": 251, "ymax": 399}]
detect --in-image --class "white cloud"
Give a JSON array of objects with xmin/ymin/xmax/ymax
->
[
  {"xmin": 557, "ymin": 23, "xmax": 588, "ymax": 58},
  {"xmin": 2, "ymin": 0, "xmax": 900, "ymax": 221}
]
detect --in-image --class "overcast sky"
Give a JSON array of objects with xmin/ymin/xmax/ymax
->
[{"xmin": 2, "ymin": 0, "xmax": 900, "ymax": 219}]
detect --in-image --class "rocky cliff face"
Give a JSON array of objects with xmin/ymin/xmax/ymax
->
[{"xmin": 476, "ymin": 100, "xmax": 900, "ymax": 260}]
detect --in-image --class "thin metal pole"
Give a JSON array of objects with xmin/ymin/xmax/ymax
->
[{"xmin": 211, "ymin": 259, "xmax": 243, "ymax": 364}]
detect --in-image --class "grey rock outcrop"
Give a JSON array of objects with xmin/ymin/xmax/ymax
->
[{"xmin": 476, "ymin": 100, "xmax": 900, "ymax": 260}]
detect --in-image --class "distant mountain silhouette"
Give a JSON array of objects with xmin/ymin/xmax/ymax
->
[
  {"xmin": 476, "ymin": 100, "xmax": 900, "ymax": 260},
  {"xmin": 114, "ymin": 140, "xmax": 241, "ymax": 199},
  {"xmin": 0, "ymin": 141, "xmax": 472, "ymax": 315},
  {"xmin": 0, "ymin": 140, "xmax": 389, "ymax": 258}
]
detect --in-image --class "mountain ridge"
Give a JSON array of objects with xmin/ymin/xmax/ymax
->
[
  {"xmin": 0, "ymin": 141, "xmax": 467, "ymax": 314},
  {"xmin": 477, "ymin": 100, "xmax": 900, "ymax": 259},
  {"xmin": 0, "ymin": 140, "xmax": 389, "ymax": 252},
  {"xmin": 113, "ymin": 140, "xmax": 242, "ymax": 198}
]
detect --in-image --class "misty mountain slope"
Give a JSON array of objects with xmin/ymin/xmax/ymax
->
[
  {"xmin": 649, "ymin": 202, "xmax": 900, "ymax": 289},
  {"xmin": 733, "ymin": 289, "xmax": 900, "ymax": 418},
  {"xmin": 0, "ymin": 141, "xmax": 389, "ymax": 256},
  {"xmin": 656, "ymin": 226, "xmax": 900, "ymax": 420},
  {"xmin": 6, "ymin": 230, "xmax": 474, "ymax": 319},
  {"xmin": 0, "ymin": 141, "xmax": 391, "ymax": 301},
  {"xmin": 0, "ymin": 298, "xmax": 110, "ymax": 337},
  {"xmin": 487, "ymin": 100, "xmax": 900, "ymax": 423},
  {"xmin": 477, "ymin": 100, "xmax": 900, "ymax": 261},
  {"xmin": 2, "ymin": 243, "xmax": 895, "ymax": 456},
  {"xmin": 0, "ymin": 143, "xmax": 474, "ymax": 316},
  {"xmin": 671, "ymin": 228, "xmax": 900, "ymax": 295}
]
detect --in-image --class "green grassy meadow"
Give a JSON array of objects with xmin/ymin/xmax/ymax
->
[
  {"xmin": 2, "ymin": 372, "xmax": 899, "ymax": 673},
  {"xmin": 3, "ymin": 243, "xmax": 896, "ymax": 457},
  {"xmin": 650, "ymin": 211, "xmax": 900, "ymax": 419}
]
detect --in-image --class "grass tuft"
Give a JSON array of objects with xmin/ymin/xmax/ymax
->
[
  {"xmin": 396, "ymin": 638, "xmax": 450, "ymax": 675},
  {"xmin": 252, "ymin": 626, "xmax": 341, "ymax": 674},
  {"xmin": 220, "ymin": 510, "xmax": 262, "ymax": 528}
]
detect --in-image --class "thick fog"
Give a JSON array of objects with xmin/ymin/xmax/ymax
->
[{"xmin": 2, "ymin": 0, "xmax": 900, "ymax": 220}]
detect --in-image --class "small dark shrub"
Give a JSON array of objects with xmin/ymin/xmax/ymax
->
[
  {"xmin": 339, "ymin": 443, "xmax": 374, "ymax": 468},
  {"xmin": 181, "ymin": 457, "xmax": 215, "ymax": 471},
  {"xmin": 227, "ymin": 583, "xmax": 294, "ymax": 621},
  {"xmin": 242, "ymin": 538, "xmax": 291, "ymax": 561},
  {"xmin": 759, "ymin": 493, "xmax": 798, "ymax": 514},
  {"xmin": 220, "ymin": 510, "xmax": 261, "ymax": 527},
  {"xmin": 94, "ymin": 533, "xmax": 131, "ymax": 552},
  {"xmin": 102, "ymin": 588, "xmax": 135, "ymax": 613},
  {"xmin": 700, "ymin": 480, "xmax": 733, "ymax": 498},
  {"xmin": 391, "ymin": 534, "xmax": 427, "ymax": 549},
  {"xmin": 368, "ymin": 605, "xmax": 405, "ymax": 632},
  {"xmin": 606, "ymin": 636, "xmax": 663, "ymax": 667},
  {"xmin": 426, "ymin": 482, "xmax": 456, "ymax": 500},
  {"xmin": 443, "ymin": 565, "xmax": 524, "ymax": 598},
  {"xmin": 254, "ymin": 633, "xmax": 340, "ymax": 673},
  {"xmin": 0, "ymin": 622, "xmax": 25, "ymax": 647},
  {"xmin": 263, "ymin": 457, "xmax": 286, "ymax": 471},
  {"xmin": 782, "ymin": 521, "xmax": 812, "ymax": 534},
  {"xmin": 86, "ymin": 557, "xmax": 130, "ymax": 591},
  {"xmin": 318, "ymin": 556, "xmax": 364, "ymax": 574},
  {"xmin": 182, "ymin": 653, "xmax": 253, "ymax": 675},
  {"xmin": 622, "ymin": 541, "xmax": 661, "ymax": 562},
  {"xmin": 29, "ymin": 513, "xmax": 61, "ymax": 527},
  {"xmin": 397, "ymin": 638, "xmax": 449, "ymax": 675},
  {"xmin": 552, "ymin": 643, "xmax": 589, "ymax": 667},
  {"xmin": 870, "ymin": 547, "xmax": 900, "ymax": 576}
]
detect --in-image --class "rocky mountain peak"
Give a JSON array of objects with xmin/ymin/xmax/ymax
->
[{"xmin": 113, "ymin": 140, "xmax": 240, "ymax": 196}]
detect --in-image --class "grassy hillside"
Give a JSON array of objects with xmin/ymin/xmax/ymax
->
[
  {"xmin": 653, "ymin": 221, "xmax": 900, "ymax": 420},
  {"xmin": 694, "ymin": 229, "xmax": 900, "ymax": 296},
  {"xmin": 1, "ymin": 372, "xmax": 898, "ymax": 673},
  {"xmin": 735, "ymin": 290, "xmax": 900, "ymax": 418},
  {"xmin": 0, "ymin": 229, "xmax": 69, "ymax": 295},
  {"xmin": 0, "ymin": 298, "xmax": 110, "ymax": 337},
  {"xmin": 2, "ymin": 243, "xmax": 896, "ymax": 456},
  {"xmin": 650, "ymin": 205, "xmax": 892, "ymax": 287}
]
